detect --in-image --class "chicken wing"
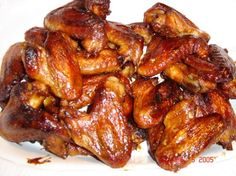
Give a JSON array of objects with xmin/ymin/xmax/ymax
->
[
  {"xmin": 105, "ymin": 22, "xmax": 144, "ymax": 65},
  {"xmin": 156, "ymin": 113, "xmax": 225, "ymax": 171},
  {"xmin": 61, "ymin": 76, "xmax": 132, "ymax": 168},
  {"xmin": 206, "ymin": 90, "xmax": 236, "ymax": 149},
  {"xmin": 202, "ymin": 44, "xmax": 236, "ymax": 83},
  {"xmin": 152, "ymin": 97, "xmax": 225, "ymax": 171},
  {"xmin": 23, "ymin": 29, "xmax": 82, "ymax": 100},
  {"xmin": 220, "ymin": 77, "xmax": 236, "ymax": 99},
  {"xmin": 76, "ymin": 49, "xmax": 121, "ymax": 75},
  {"xmin": 0, "ymin": 81, "xmax": 72, "ymax": 157},
  {"xmin": 163, "ymin": 63, "xmax": 216, "ymax": 93},
  {"xmin": 144, "ymin": 3, "xmax": 210, "ymax": 41},
  {"xmin": 84, "ymin": 0, "xmax": 111, "ymax": 19},
  {"xmin": 133, "ymin": 78, "xmax": 182, "ymax": 128},
  {"xmin": 0, "ymin": 43, "xmax": 26, "ymax": 108},
  {"xmin": 25, "ymin": 27, "xmax": 121, "ymax": 75},
  {"xmin": 138, "ymin": 35, "xmax": 208, "ymax": 77},
  {"xmin": 128, "ymin": 22, "xmax": 154, "ymax": 45},
  {"xmin": 60, "ymin": 73, "xmax": 132, "ymax": 115},
  {"xmin": 44, "ymin": 0, "xmax": 107, "ymax": 53}
]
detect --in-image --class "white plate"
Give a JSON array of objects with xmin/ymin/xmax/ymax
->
[{"xmin": 0, "ymin": 0, "xmax": 236, "ymax": 175}]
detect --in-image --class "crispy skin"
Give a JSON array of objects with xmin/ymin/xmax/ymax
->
[
  {"xmin": 61, "ymin": 76, "xmax": 132, "ymax": 168},
  {"xmin": 156, "ymin": 113, "xmax": 225, "ymax": 172},
  {"xmin": 144, "ymin": 3, "xmax": 210, "ymax": 41},
  {"xmin": 60, "ymin": 73, "xmax": 109, "ymax": 109},
  {"xmin": 183, "ymin": 55, "xmax": 217, "ymax": 73},
  {"xmin": 23, "ymin": 29, "xmax": 82, "ymax": 100},
  {"xmin": 206, "ymin": 90, "xmax": 236, "ymax": 149},
  {"xmin": 147, "ymin": 123, "xmax": 165, "ymax": 159},
  {"xmin": 25, "ymin": 27, "xmax": 48, "ymax": 45},
  {"xmin": 220, "ymin": 77, "xmax": 236, "ymax": 99},
  {"xmin": 0, "ymin": 81, "xmax": 71, "ymax": 157},
  {"xmin": 61, "ymin": 73, "xmax": 133, "ymax": 118},
  {"xmin": 164, "ymin": 63, "xmax": 216, "ymax": 93},
  {"xmin": 84, "ymin": 0, "xmax": 110, "ymax": 19},
  {"xmin": 25, "ymin": 27, "xmax": 120, "ymax": 75},
  {"xmin": 129, "ymin": 22, "xmax": 154, "ymax": 45},
  {"xmin": 76, "ymin": 49, "xmax": 121, "ymax": 75},
  {"xmin": 201, "ymin": 44, "xmax": 236, "ymax": 83},
  {"xmin": 105, "ymin": 22, "xmax": 144, "ymax": 65},
  {"xmin": 133, "ymin": 78, "xmax": 182, "ymax": 128},
  {"xmin": 207, "ymin": 90, "xmax": 236, "ymax": 126},
  {"xmin": 0, "ymin": 43, "xmax": 25, "ymax": 106},
  {"xmin": 138, "ymin": 35, "xmax": 209, "ymax": 76},
  {"xmin": 148, "ymin": 93, "xmax": 233, "ymax": 171},
  {"xmin": 44, "ymin": 0, "xmax": 107, "ymax": 53}
]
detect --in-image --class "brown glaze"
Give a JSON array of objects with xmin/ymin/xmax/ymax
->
[
  {"xmin": 24, "ymin": 28, "xmax": 82, "ymax": 100},
  {"xmin": 0, "ymin": 43, "xmax": 26, "ymax": 107},
  {"xmin": 144, "ymin": 3, "xmax": 210, "ymax": 41},
  {"xmin": 61, "ymin": 76, "xmax": 132, "ymax": 168},
  {"xmin": 44, "ymin": 0, "xmax": 108, "ymax": 53},
  {"xmin": 133, "ymin": 78, "xmax": 182, "ymax": 128},
  {"xmin": 129, "ymin": 22, "xmax": 154, "ymax": 45},
  {"xmin": 138, "ymin": 35, "xmax": 209, "ymax": 77},
  {"xmin": 163, "ymin": 63, "xmax": 216, "ymax": 93},
  {"xmin": 105, "ymin": 22, "xmax": 144, "ymax": 66}
]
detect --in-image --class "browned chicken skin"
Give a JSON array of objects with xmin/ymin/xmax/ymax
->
[
  {"xmin": 25, "ymin": 27, "xmax": 121, "ymax": 75},
  {"xmin": 61, "ymin": 76, "xmax": 132, "ymax": 168},
  {"xmin": 105, "ymin": 22, "xmax": 144, "ymax": 66},
  {"xmin": 84, "ymin": 0, "xmax": 111, "ymax": 19},
  {"xmin": 156, "ymin": 113, "xmax": 225, "ymax": 172},
  {"xmin": 220, "ymin": 77, "xmax": 236, "ymax": 98},
  {"xmin": 0, "ymin": 0, "xmax": 236, "ymax": 171},
  {"xmin": 76, "ymin": 49, "xmax": 121, "ymax": 75},
  {"xmin": 144, "ymin": 3, "xmax": 210, "ymax": 41},
  {"xmin": 148, "ymin": 90, "xmax": 236, "ymax": 171},
  {"xmin": 133, "ymin": 78, "xmax": 182, "ymax": 128},
  {"xmin": 128, "ymin": 22, "xmax": 154, "ymax": 45},
  {"xmin": 163, "ymin": 63, "xmax": 216, "ymax": 93},
  {"xmin": 0, "ymin": 43, "xmax": 26, "ymax": 107},
  {"xmin": 138, "ymin": 35, "xmax": 209, "ymax": 76},
  {"xmin": 203, "ymin": 44, "xmax": 236, "ymax": 83},
  {"xmin": 23, "ymin": 28, "xmax": 82, "ymax": 100},
  {"xmin": 0, "ymin": 81, "xmax": 71, "ymax": 156},
  {"xmin": 44, "ymin": 0, "xmax": 108, "ymax": 53}
]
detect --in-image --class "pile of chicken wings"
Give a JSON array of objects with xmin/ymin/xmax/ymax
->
[{"xmin": 0, "ymin": 0, "xmax": 236, "ymax": 171}]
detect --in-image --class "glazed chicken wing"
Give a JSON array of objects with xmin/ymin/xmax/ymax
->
[
  {"xmin": 0, "ymin": 43, "xmax": 26, "ymax": 108},
  {"xmin": 105, "ymin": 22, "xmax": 144, "ymax": 65},
  {"xmin": 202, "ymin": 44, "xmax": 236, "ymax": 83},
  {"xmin": 152, "ymin": 98, "xmax": 226, "ymax": 171},
  {"xmin": 220, "ymin": 77, "xmax": 236, "ymax": 98},
  {"xmin": 44, "ymin": 0, "xmax": 108, "ymax": 53},
  {"xmin": 61, "ymin": 73, "xmax": 133, "ymax": 116},
  {"xmin": 128, "ymin": 22, "xmax": 154, "ymax": 45},
  {"xmin": 206, "ymin": 90, "xmax": 236, "ymax": 150},
  {"xmin": 156, "ymin": 113, "xmax": 225, "ymax": 171},
  {"xmin": 144, "ymin": 3, "xmax": 210, "ymax": 41},
  {"xmin": 163, "ymin": 63, "xmax": 216, "ymax": 93},
  {"xmin": 0, "ymin": 81, "xmax": 73, "ymax": 157},
  {"xmin": 61, "ymin": 76, "xmax": 132, "ymax": 168},
  {"xmin": 84, "ymin": 0, "xmax": 111, "ymax": 19},
  {"xmin": 138, "ymin": 35, "xmax": 208, "ymax": 77},
  {"xmin": 76, "ymin": 49, "xmax": 121, "ymax": 75},
  {"xmin": 133, "ymin": 78, "xmax": 182, "ymax": 128},
  {"xmin": 25, "ymin": 27, "xmax": 121, "ymax": 75},
  {"xmin": 23, "ymin": 28, "xmax": 82, "ymax": 100}
]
